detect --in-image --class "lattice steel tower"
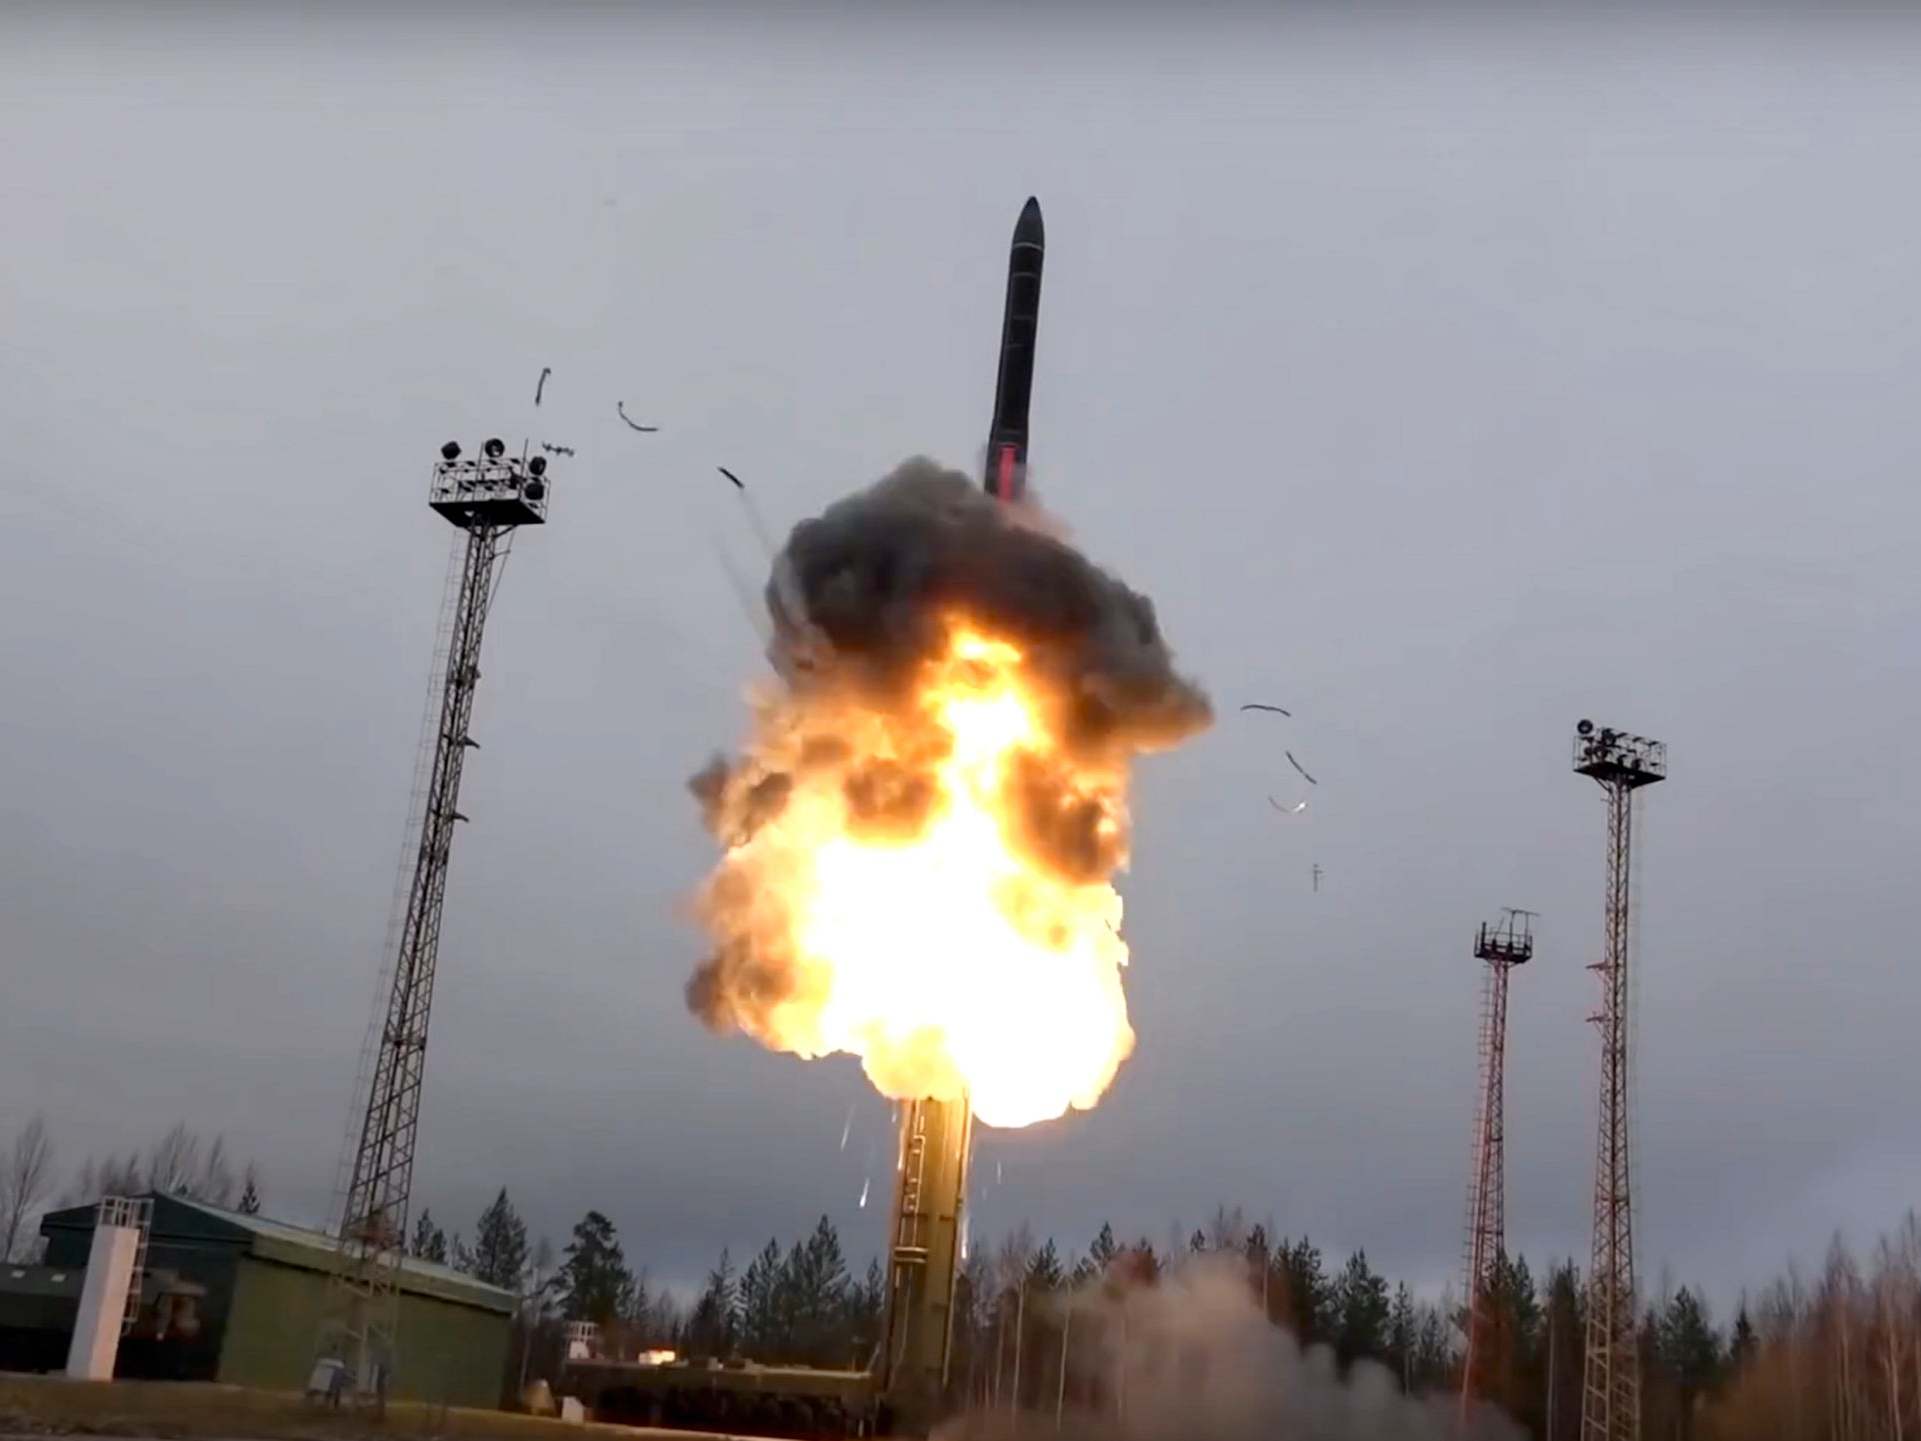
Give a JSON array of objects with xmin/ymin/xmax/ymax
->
[
  {"xmin": 1573, "ymin": 720, "xmax": 1665, "ymax": 1441},
  {"xmin": 1460, "ymin": 908, "xmax": 1534, "ymax": 1420},
  {"xmin": 321, "ymin": 438, "xmax": 553, "ymax": 1401}
]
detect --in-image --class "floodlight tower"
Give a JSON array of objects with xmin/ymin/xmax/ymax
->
[
  {"xmin": 321, "ymin": 438, "xmax": 553, "ymax": 1402},
  {"xmin": 1572, "ymin": 720, "xmax": 1665, "ymax": 1441},
  {"xmin": 1460, "ymin": 908, "xmax": 1534, "ymax": 1422}
]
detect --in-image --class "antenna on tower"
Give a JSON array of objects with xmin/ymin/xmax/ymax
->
[
  {"xmin": 1460, "ymin": 907, "xmax": 1534, "ymax": 1427},
  {"xmin": 1572, "ymin": 720, "xmax": 1666, "ymax": 1441},
  {"xmin": 313, "ymin": 436, "xmax": 556, "ymax": 1407}
]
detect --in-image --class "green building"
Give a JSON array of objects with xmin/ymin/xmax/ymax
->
[{"xmin": 32, "ymin": 1193, "xmax": 514, "ymax": 1407}]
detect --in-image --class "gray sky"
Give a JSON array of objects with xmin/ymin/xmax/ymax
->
[{"xmin": 4, "ymin": 5, "xmax": 1919, "ymax": 1309}]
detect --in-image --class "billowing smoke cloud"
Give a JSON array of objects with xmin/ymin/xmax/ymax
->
[
  {"xmin": 763, "ymin": 457, "xmax": 1211, "ymax": 762},
  {"xmin": 934, "ymin": 1257, "xmax": 1522, "ymax": 1441},
  {"xmin": 684, "ymin": 458, "xmax": 1211, "ymax": 1122}
]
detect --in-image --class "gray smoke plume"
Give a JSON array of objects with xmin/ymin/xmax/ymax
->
[
  {"xmin": 686, "ymin": 456, "xmax": 1210, "ymax": 1041},
  {"xmin": 765, "ymin": 457, "xmax": 1211, "ymax": 757},
  {"xmin": 934, "ymin": 1257, "xmax": 1522, "ymax": 1441}
]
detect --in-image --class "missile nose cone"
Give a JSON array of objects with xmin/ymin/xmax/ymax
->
[{"xmin": 1015, "ymin": 196, "xmax": 1044, "ymax": 245}]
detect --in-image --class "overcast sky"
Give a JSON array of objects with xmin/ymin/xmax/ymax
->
[{"xmin": 4, "ymin": 4, "xmax": 1919, "ymax": 1310}]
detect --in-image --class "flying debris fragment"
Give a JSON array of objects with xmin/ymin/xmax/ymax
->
[
  {"xmin": 534, "ymin": 366, "xmax": 552, "ymax": 406},
  {"xmin": 616, "ymin": 401, "xmax": 659, "ymax": 433},
  {"xmin": 840, "ymin": 1105, "xmax": 854, "ymax": 1152},
  {"xmin": 1268, "ymin": 796, "xmax": 1308, "ymax": 815},
  {"xmin": 717, "ymin": 466, "xmax": 745, "ymax": 491},
  {"xmin": 1285, "ymin": 750, "xmax": 1318, "ymax": 785},
  {"xmin": 858, "ymin": 1177, "xmax": 870, "ymax": 1209},
  {"xmin": 540, "ymin": 442, "xmax": 576, "ymax": 458},
  {"xmin": 1240, "ymin": 702, "xmax": 1293, "ymax": 718}
]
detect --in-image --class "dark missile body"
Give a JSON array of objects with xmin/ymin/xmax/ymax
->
[{"xmin": 984, "ymin": 196, "xmax": 1045, "ymax": 502}]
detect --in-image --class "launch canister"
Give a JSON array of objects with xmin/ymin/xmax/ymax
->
[{"xmin": 984, "ymin": 196, "xmax": 1045, "ymax": 502}]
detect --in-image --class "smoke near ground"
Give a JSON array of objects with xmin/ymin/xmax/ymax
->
[
  {"xmin": 685, "ymin": 458, "xmax": 1211, "ymax": 1123},
  {"xmin": 935, "ymin": 1257, "xmax": 1522, "ymax": 1441}
]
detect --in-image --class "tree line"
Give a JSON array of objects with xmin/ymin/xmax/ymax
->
[
  {"xmin": 609, "ymin": 1200, "xmax": 1921, "ymax": 1441},
  {"xmin": 519, "ymin": 1206, "xmax": 887, "ymax": 1374},
  {"xmin": 2, "ymin": 1116, "xmax": 266, "ymax": 1261},
  {"xmin": 1698, "ymin": 1214, "xmax": 1921, "ymax": 1441},
  {"xmin": 12, "ymin": 1112, "xmax": 1919, "ymax": 1437}
]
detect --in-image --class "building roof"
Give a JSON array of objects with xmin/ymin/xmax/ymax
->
[{"xmin": 40, "ymin": 1194, "xmax": 516, "ymax": 1315}]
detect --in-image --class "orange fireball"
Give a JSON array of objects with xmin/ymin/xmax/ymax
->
[{"xmin": 692, "ymin": 619, "xmax": 1137, "ymax": 1128}]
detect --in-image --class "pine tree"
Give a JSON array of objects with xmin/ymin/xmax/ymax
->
[
  {"xmin": 1496, "ymin": 1251, "xmax": 1543, "ymax": 1355},
  {"xmin": 845, "ymin": 1256, "xmax": 886, "ymax": 1365},
  {"xmin": 1332, "ymin": 1249, "xmax": 1392, "ymax": 1368},
  {"xmin": 1727, "ymin": 1303, "xmax": 1757, "ymax": 1370},
  {"xmin": 1388, "ymin": 1282, "xmax": 1417, "ymax": 1390},
  {"xmin": 1244, "ymin": 1224, "xmax": 1272, "ymax": 1304},
  {"xmin": 1088, "ymin": 1221, "xmax": 1120, "ymax": 1269},
  {"xmin": 1073, "ymin": 1222, "xmax": 1120, "ymax": 1285},
  {"xmin": 737, "ymin": 1238, "xmax": 782, "ymax": 1356},
  {"xmin": 411, "ymin": 1207, "xmax": 449, "ymax": 1263},
  {"xmin": 1412, "ymin": 1301, "xmax": 1453, "ymax": 1392},
  {"xmin": 1274, "ymin": 1236, "xmax": 1330, "ymax": 1344},
  {"xmin": 1469, "ymin": 1251, "xmax": 1540, "ymax": 1422},
  {"xmin": 472, "ymin": 1188, "xmax": 530, "ymax": 1290},
  {"xmin": 1026, "ymin": 1238, "xmax": 1064, "ymax": 1292},
  {"xmin": 556, "ymin": 1211, "xmax": 633, "ymax": 1327},
  {"xmin": 1541, "ymin": 1259, "xmax": 1584, "ymax": 1441},
  {"xmin": 1658, "ymin": 1286, "xmax": 1723, "ymax": 1421},
  {"xmin": 689, "ymin": 1249, "xmax": 738, "ymax": 1358},
  {"xmin": 793, "ymin": 1215, "xmax": 849, "ymax": 1364}
]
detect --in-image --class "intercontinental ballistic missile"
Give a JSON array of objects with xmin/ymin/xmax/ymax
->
[
  {"xmin": 983, "ymin": 196, "xmax": 1045, "ymax": 502},
  {"xmin": 879, "ymin": 201, "xmax": 1046, "ymax": 1433}
]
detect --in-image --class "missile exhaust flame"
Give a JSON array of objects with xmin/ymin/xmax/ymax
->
[{"xmin": 686, "ymin": 458, "xmax": 1209, "ymax": 1129}]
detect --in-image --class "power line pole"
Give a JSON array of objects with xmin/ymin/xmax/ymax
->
[
  {"xmin": 318, "ymin": 438, "xmax": 554, "ymax": 1404},
  {"xmin": 1460, "ymin": 908, "xmax": 1534, "ymax": 1424},
  {"xmin": 1572, "ymin": 721, "xmax": 1665, "ymax": 1441}
]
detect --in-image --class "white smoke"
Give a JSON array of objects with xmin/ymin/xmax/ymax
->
[{"xmin": 934, "ymin": 1256, "xmax": 1521, "ymax": 1441}]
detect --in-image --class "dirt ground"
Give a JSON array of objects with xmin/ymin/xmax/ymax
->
[{"xmin": 0, "ymin": 1377, "xmax": 767, "ymax": 1441}]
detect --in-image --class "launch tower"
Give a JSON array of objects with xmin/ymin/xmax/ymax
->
[{"xmin": 877, "ymin": 1098, "xmax": 974, "ymax": 1430}]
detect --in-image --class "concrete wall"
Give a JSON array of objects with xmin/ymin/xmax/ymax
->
[
  {"xmin": 65, "ymin": 1222, "xmax": 139, "ymax": 1380},
  {"xmin": 219, "ymin": 1257, "xmax": 509, "ymax": 1408}
]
